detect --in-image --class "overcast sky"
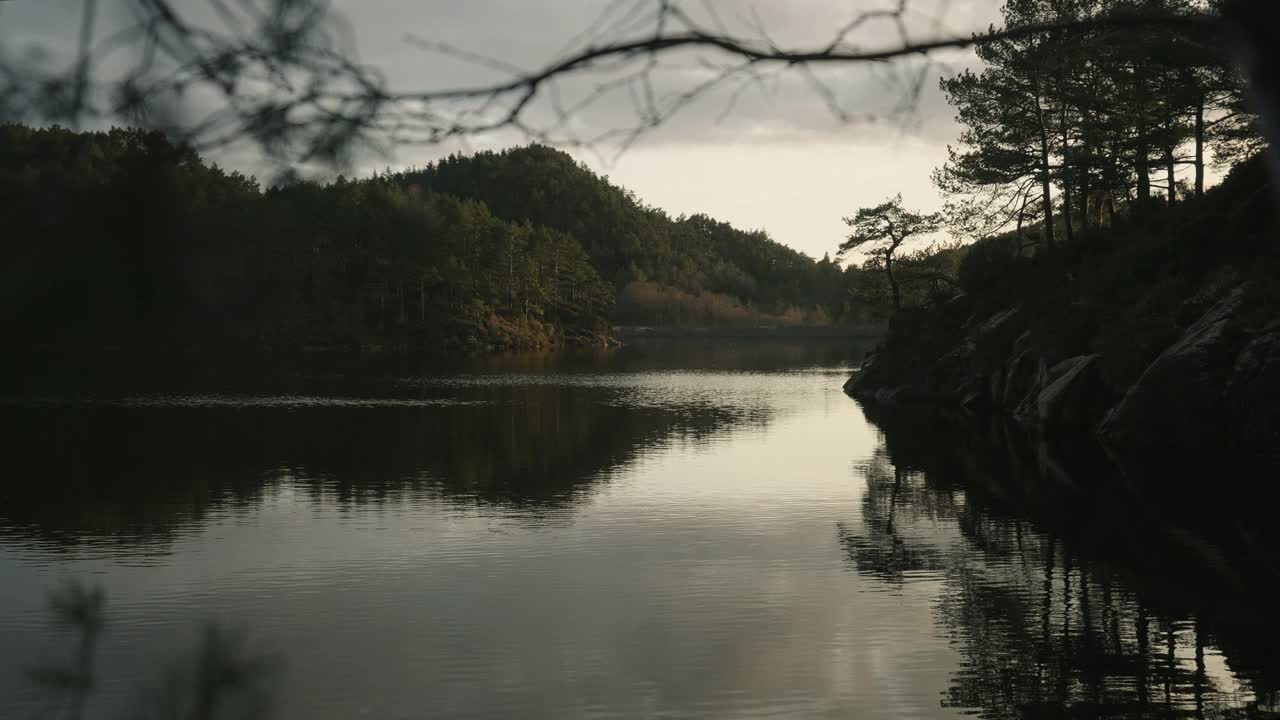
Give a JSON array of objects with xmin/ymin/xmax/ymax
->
[{"xmin": 1, "ymin": 0, "xmax": 1007, "ymax": 260}]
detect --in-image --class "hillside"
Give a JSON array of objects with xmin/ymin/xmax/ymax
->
[
  {"xmin": 1, "ymin": 124, "xmax": 614, "ymax": 353},
  {"xmin": 398, "ymin": 146, "xmax": 865, "ymax": 324},
  {"xmin": 846, "ymin": 154, "xmax": 1280, "ymax": 479},
  {"xmin": 1, "ymin": 126, "xmax": 883, "ymax": 358}
]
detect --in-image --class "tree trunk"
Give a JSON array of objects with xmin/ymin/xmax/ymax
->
[
  {"xmin": 1034, "ymin": 84, "xmax": 1057, "ymax": 249},
  {"xmin": 507, "ymin": 246, "xmax": 514, "ymax": 310},
  {"xmin": 1061, "ymin": 117, "xmax": 1075, "ymax": 244},
  {"xmin": 1078, "ymin": 119, "xmax": 1091, "ymax": 232},
  {"xmin": 1109, "ymin": 138, "xmax": 1123, "ymax": 198},
  {"xmin": 1135, "ymin": 62, "xmax": 1152, "ymax": 203},
  {"xmin": 1078, "ymin": 120, "xmax": 1093, "ymax": 232},
  {"xmin": 1079, "ymin": 167, "xmax": 1091, "ymax": 234},
  {"xmin": 1101, "ymin": 138, "xmax": 1123, "ymax": 227},
  {"xmin": 1059, "ymin": 126, "xmax": 1070, "ymax": 243},
  {"xmin": 1136, "ymin": 146, "xmax": 1151, "ymax": 202},
  {"xmin": 1016, "ymin": 190, "xmax": 1028, "ymax": 253},
  {"xmin": 1165, "ymin": 142, "xmax": 1177, "ymax": 206},
  {"xmin": 1195, "ymin": 96, "xmax": 1206, "ymax": 197},
  {"xmin": 885, "ymin": 253, "xmax": 901, "ymax": 310},
  {"xmin": 1057, "ymin": 61, "xmax": 1074, "ymax": 244}
]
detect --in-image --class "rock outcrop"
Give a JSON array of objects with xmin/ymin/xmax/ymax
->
[
  {"xmin": 1000, "ymin": 331, "xmax": 1041, "ymax": 412},
  {"xmin": 848, "ymin": 301, "xmax": 1110, "ymax": 434},
  {"xmin": 1034, "ymin": 355, "xmax": 1111, "ymax": 431},
  {"xmin": 1223, "ymin": 321, "xmax": 1280, "ymax": 470},
  {"xmin": 846, "ymin": 283, "xmax": 1276, "ymax": 477},
  {"xmin": 844, "ymin": 306, "xmax": 968, "ymax": 404},
  {"xmin": 1098, "ymin": 289, "xmax": 1248, "ymax": 468}
]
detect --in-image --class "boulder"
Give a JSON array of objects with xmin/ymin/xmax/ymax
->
[
  {"xmin": 930, "ymin": 344, "xmax": 972, "ymax": 401},
  {"xmin": 1001, "ymin": 331, "xmax": 1039, "ymax": 411},
  {"xmin": 1013, "ymin": 356, "xmax": 1049, "ymax": 427},
  {"xmin": 873, "ymin": 387, "xmax": 901, "ymax": 405},
  {"xmin": 1224, "ymin": 322, "xmax": 1280, "ymax": 472},
  {"xmin": 1099, "ymin": 288, "xmax": 1248, "ymax": 465},
  {"xmin": 842, "ymin": 372, "xmax": 860, "ymax": 394},
  {"xmin": 969, "ymin": 308, "xmax": 1026, "ymax": 378},
  {"xmin": 987, "ymin": 363, "xmax": 1006, "ymax": 408},
  {"xmin": 1034, "ymin": 354, "xmax": 1111, "ymax": 431},
  {"xmin": 845, "ymin": 306, "xmax": 969, "ymax": 402},
  {"xmin": 961, "ymin": 388, "xmax": 986, "ymax": 411},
  {"xmin": 845, "ymin": 363, "xmax": 889, "ymax": 400}
]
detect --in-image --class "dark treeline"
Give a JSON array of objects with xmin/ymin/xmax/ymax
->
[
  {"xmin": 838, "ymin": 1, "xmax": 1280, "ymax": 711},
  {"xmin": 1, "ymin": 124, "xmax": 610, "ymax": 353},
  {"xmin": 1, "ymin": 128, "xmax": 881, "ymax": 357},
  {"xmin": 852, "ymin": 0, "xmax": 1264, "ymax": 313},
  {"xmin": 398, "ymin": 146, "xmax": 869, "ymax": 325},
  {"xmin": 829, "ymin": 0, "xmax": 1268, "ymax": 321},
  {"xmin": 848, "ymin": 0, "xmax": 1277, "ymax": 476},
  {"xmin": 935, "ymin": 0, "xmax": 1259, "ymax": 244}
]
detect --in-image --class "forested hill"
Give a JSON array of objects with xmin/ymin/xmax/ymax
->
[
  {"xmin": 397, "ymin": 145, "xmax": 851, "ymax": 323},
  {"xmin": 2, "ymin": 125, "xmax": 873, "ymax": 357}
]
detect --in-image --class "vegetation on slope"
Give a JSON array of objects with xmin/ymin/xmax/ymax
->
[
  {"xmin": 400, "ymin": 145, "xmax": 876, "ymax": 324},
  {"xmin": 2, "ymin": 127, "xmax": 898, "ymax": 357},
  {"xmin": 844, "ymin": 0, "xmax": 1276, "ymax": 478}
]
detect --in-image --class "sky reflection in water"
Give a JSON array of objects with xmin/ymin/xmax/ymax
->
[{"xmin": 0, "ymin": 341, "xmax": 1272, "ymax": 719}]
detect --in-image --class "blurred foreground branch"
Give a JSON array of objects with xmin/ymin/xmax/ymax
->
[
  {"xmin": 0, "ymin": 0, "xmax": 1229, "ymax": 166},
  {"xmin": 24, "ymin": 582, "xmax": 276, "ymax": 720}
]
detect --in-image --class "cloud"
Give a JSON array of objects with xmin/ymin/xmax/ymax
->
[
  {"xmin": 339, "ymin": 0, "xmax": 999, "ymax": 150},
  {"xmin": 0, "ymin": 0, "xmax": 1002, "ymax": 254},
  {"xmin": 0, "ymin": 0, "xmax": 996, "ymax": 153}
]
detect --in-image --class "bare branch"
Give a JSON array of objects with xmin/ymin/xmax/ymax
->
[{"xmin": 0, "ymin": 0, "xmax": 1221, "ymax": 167}]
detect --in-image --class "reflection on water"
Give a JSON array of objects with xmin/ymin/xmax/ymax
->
[
  {"xmin": 0, "ymin": 380, "xmax": 742, "ymax": 542},
  {"xmin": 1, "ymin": 341, "xmax": 1276, "ymax": 719},
  {"xmin": 849, "ymin": 402, "xmax": 1280, "ymax": 719}
]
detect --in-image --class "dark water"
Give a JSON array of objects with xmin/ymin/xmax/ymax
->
[{"xmin": 1, "ymin": 342, "xmax": 1277, "ymax": 719}]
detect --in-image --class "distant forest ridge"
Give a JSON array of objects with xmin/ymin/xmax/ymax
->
[
  {"xmin": 2, "ymin": 127, "xmax": 886, "ymax": 354},
  {"xmin": 396, "ymin": 145, "xmax": 875, "ymax": 324}
]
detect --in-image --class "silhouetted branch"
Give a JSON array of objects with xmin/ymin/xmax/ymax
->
[
  {"xmin": 26, "ymin": 582, "xmax": 106, "ymax": 720},
  {"xmin": 22, "ymin": 581, "xmax": 278, "ymax": 720},
  {"xmin": 0, "ymin": 0, "xmax": 1224, "ymax": 165}
]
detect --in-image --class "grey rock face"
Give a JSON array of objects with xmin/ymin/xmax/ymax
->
[
  {"xmin": 1034, "ymin": 355, "xmax": 1110, "ymax": 431},
  {"xmin": 1224, "ymin": 323, "xmax": 1280, "ymax": 469},
  {"xmin": 1099, "ymin": 288, "xmax": 1248, "ymax": 463}
]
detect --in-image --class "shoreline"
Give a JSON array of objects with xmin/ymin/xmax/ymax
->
[{"xmin": 613, "ymin": 323, "xmax": 886, "ymax": 340}]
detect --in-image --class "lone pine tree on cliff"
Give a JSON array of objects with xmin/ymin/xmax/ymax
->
[{"xmin": 838, "ymin": 196, "xmax": 942, "ymax": 312}]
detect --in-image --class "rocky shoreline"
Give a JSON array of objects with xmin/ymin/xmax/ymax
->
[{"xmin": 845, "ymin": 283, "xmax": 1280, "ymax": 479}]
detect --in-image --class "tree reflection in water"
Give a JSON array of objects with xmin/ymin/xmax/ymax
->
[
  {"xmin": 843, "ymin": 401, "xmax": 1280, "ymax": 720},
  {"xmin": 0, "ymin": 375, "xmax": 752, "ymax": 547}
]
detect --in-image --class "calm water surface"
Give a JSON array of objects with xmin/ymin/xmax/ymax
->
[{"xmin": 1, "ymin": 342, "xmax": 1275, "ymax": 719}]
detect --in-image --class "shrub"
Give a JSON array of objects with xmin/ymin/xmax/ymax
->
[{"xmin": 958, "ymin": 235, "xmax": 1025, "ymax": 307}]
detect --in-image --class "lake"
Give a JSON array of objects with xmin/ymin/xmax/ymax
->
[{"xmin": 1, "ymin": 342, "xmax": 1276, "ymax": 719}]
